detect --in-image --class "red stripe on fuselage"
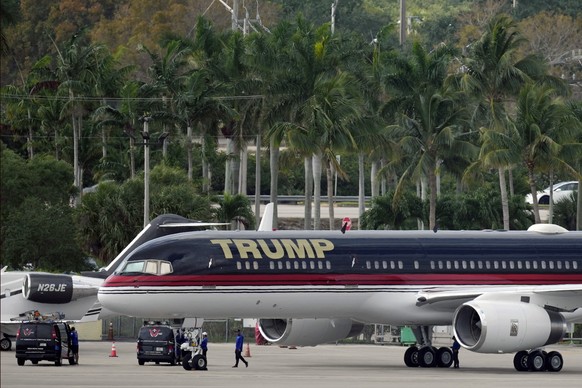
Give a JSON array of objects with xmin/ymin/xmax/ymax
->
[{"xmin": 102, "ymin": 273, "xmax": 582, "ymax": 287}]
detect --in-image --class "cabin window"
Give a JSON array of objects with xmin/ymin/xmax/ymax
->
[
  {"xmin": 564, "ymin": 261, "xmax": 570, "ymax": 270},
  {"xmin": 269, "ymin": 262, "xmax": 275, "ymax": 270},
  {"xmin": 120, "ymin": 260, "xmax": 173, "ymax": 275},
  {"xmin": 309, "ymin": 261, "xmax": 315, "ymax": 270},
  {"xmin": 438, "ymin": 261, "xmax": 444, "ymax": 270},
  {"xmin": 430, "ymin": 261, "xmax": 435, "ymax": 270},
  {"xmin": 477, "ymin": 261, "xmax": 483, "ymax": 270},
  {"xmin": 414, "ymin": 261, "xmax": 420, "ymax": 270},
  {"xmin": 121, "ymin": 261, "xmax": 144, "ymax": 273},
  {"xmin": 293, "ymin": 261, "xmax": 299, "ymax": 270},
  {"xmin": 398, "ymin": 261, "xmax": 404, "ymax": 270},
  {"xmin": 278, "ymin": 262, "xmax": 283, "ymax": 270},
  {"xmin": 382, "ymin": 261, "xmax": 388, "ymax": 270},
  {"xmin": 390, "ymin": 261, "xmax": 396, "ymax": 270},
  {"xmin": 253, "ymin": 261, "xmax": 259, "ymax": 270},
  {"xmin": 517, "ymin": 261, "xmax": 523, "ymax": 270},
  {"xmin": 549, "ymin": 261, "xmax": 555, "ymax": 270},
  {"xmin": 493, "ymin": 261, "xmax": 499, "ymax": 270},
  {"xmin": 245, "ymin": 262, "xmax": 251, "ymax": 270},
  {"xmin": 326, "ymin": 261, "xmax": 331, "ymax": 270},
  {"xmin": 366, "ymin": 261, "xmax": 371, "ymax": 270},
  {"xmin": 525, "ymin": 261, "xmax": 530, "ymax": 270},
  {"xmin": 462, "ymin": 260, "xmax": 467, "ymax": 269},
  {"xmin": 501, "ymin": 261, "xmax": 507, "ymax": 269},
  {"xmin": 485, "ymin": 261, "xmax": 491, "ymax": 269},
  {"xmin": 301, "ymin": 261, "xmax": 307, "ymax": 270},
  {"xmin": 374, "ymin": 261, "xmax": 380, "ymax": 270},
  {"xmin": 236, "ymin": 262, "xmax": 242, "ymax": 270},
  {"xmin": 556, "ymin": 261, "xmax": 562, "ymax": 270},
  {"xmin": 532, "ymin": 261, "xmax": 538, "ymax": 270},
  {"xmin": 573, "ymin": 261, "xmax": 578, "ymax": 270},
  {"xmin": 286, "ymin": 261, "xmax": 292, "ymax": 270},
  {"xmin": 318, "ymin": 261, "xmax": 323, "ymax": 270},
  {"xmin": 446, "ymin": 261, "xmax": 452, "ymax": 270},
  {"xmin": 160, "ymin": 262, "xmax": 172, "ymax": 275},
  {"xmin": 470, "ymin": 261, "xmax": 476, "ymax": 270}
]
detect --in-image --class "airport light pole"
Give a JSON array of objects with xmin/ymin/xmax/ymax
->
[{"xmin": 140, "ymin": 115, "xmax": 152, "ymax": 228}]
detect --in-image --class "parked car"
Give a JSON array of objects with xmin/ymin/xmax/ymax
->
[
  {"xmin": 136, "ymin": 322, "xmax": 176, "ymax": 365},
  {"xmin": 525, "ymin": 181, "xmax": 578, "ymax": 205},
  {"xmin": 15, "ymin": 320, "xmax": 76, "ymax": 366}
]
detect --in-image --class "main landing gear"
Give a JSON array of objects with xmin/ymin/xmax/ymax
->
[
  {"xmin": 403, "ymin": 326, "xmax": 454, "ymax": 368},
  {"xmin": 404, "ymin": 346, "xmax": 453, "ymax": 368},
  {"xmin": 513, "ymin": 350, "xmax": 563, "ymax": 372}
]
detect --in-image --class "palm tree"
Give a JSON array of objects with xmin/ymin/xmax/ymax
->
[
  {"xmin": 382, "ymin": 42, "xmax": 474, "ymax": 231},
  {"xmin": 53, "ymin": 34, "xmax": 106, "ymax": 202},
  {"xmin": 457, "ymin": 14, "xmax": 549, "ymax": 229},
  {"xmin": 514, "ymin": 82, "xmax": 581, "ymax": 223},
  {"xmin": 212, "ymin": 193, "xmax": 256, "ymax": 230}
]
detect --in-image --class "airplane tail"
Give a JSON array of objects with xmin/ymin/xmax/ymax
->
[{"xmin": 258, "ymin": 203, "xmax": 274, "ymax": 231}]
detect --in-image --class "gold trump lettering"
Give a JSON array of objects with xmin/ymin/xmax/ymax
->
[{"xmin": 210, "ymin": 239, "xmax": 335, "ymax": 259}]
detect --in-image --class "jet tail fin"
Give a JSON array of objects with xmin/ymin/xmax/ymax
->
[{"xmin": 258, "ymin": 203, "xmax": 274, "ymax": 231}]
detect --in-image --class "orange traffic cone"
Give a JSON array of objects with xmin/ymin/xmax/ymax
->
[
  {"xmin": 244, "ymin": 342, "xmax": 251, "ymax": 357},
  {"xmin": 109, "ymin": 342, "xmax": 118, "ymax": 357}
]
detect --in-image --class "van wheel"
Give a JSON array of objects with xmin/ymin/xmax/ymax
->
[
  {"xmin": 170, "ymin": 357, "xmax": 176, "ymax": 366},
  {"xmin": 17, "ymin": 358, "xmax": 25, "ymax": 366},
  {"xmin": 55, "ymin": 355, "xmax": 62, "ymax": 366},
  {"xmin": 32, "ymin": 360, "xmax": 38, "ymax": 365},
  {"xmin": 1, "ymin": 337, "xmax": 11, "ymax": 351},
  {"xmin": 138, "ymin": 359, "xmax": 145, "ymax": 366}
]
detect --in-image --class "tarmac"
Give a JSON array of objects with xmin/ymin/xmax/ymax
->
[{"xmin": 2, "ymin": 341, "xmax": 581, "ymax": 388}]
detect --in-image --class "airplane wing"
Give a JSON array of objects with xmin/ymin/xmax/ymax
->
[{"xmin": 416, "ymin": 284, "xmax": 582, "ymax": 315}]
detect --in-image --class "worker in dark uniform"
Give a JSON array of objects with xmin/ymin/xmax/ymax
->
[
  {"xmin": 452, "ymin": 336, "xmax": 461, "ymax": 368},
  {"xmin": 70, "ymin": 326, "xmax": 79, "ymax": 364},
  {"xmin": 232, "ymin": 329, "xmax": 248, "ymax": 368},
  {"xmin": 200, "ymin": 332, "xmax": 208, "ymax": 359}
]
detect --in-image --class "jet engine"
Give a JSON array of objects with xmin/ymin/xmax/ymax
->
[
  {"xmin": 22, "ymin": 274, "xmax": 97, "ymax": 304},
  {"xmin": 258, "ymin": 318, "xmax": 364, "ymax": 346},
  {"xmin": 453, "ymin": 300, "xmax": 566, "ymax": 353}
]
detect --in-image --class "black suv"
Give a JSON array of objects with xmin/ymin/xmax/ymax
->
[
  {"xmin": 136, "ymin": 323, "xmax": 176, "ymax": 365},
  {"xmin": 15, "ymin": 321, "xmax": 76, "ymax": 366}
]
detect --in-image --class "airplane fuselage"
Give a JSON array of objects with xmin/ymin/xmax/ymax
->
[{"xmin": 99, "ymin": 229, "xmax": 582, "ymax": 324}]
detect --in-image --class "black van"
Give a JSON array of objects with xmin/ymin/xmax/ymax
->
[
  {"xmin": 136, "ymin": 323, "xmax": 176, "ymax": 365},
  {"xmin": 15, "ymin": 321, "xmax": 76, "ymax": 366}
]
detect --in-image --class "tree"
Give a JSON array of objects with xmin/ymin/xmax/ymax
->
[
  {"xmin": 360, "ymin": 190, "xmax": 423, "ymax": 230},
  {"xmin": 383, "ymin": 41, "xmax": 474, "ymax": 231},
  {"xmin": 458, "ymin": 14, "xmax": 548, "ymax": 230},
  {"xmin": 212, "ymin": 193, "xmax": 256, "ymax": 230}
]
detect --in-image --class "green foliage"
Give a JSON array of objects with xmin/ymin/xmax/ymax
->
[
  {"xmin": 360, "ymin": 191, "xmax": 424, "ymax": 230},
  {"xmin": 212, "ymin": 193, "xmax": 256, "ymax": 230},
  {"xmin": 553, "ymin": 193, "xmax": 578, "ymax": 230},
  {"xmin": 2, "ymin": 198, "xmax": 86, "ymax": 271}
]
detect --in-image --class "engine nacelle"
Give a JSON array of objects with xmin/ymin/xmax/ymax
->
[
  {"xmin": 258, "ymin": 318, "xmax": 364, "ymax": 347},
  {"xmin": 453, "ymin": 300, "xmax": 566, "ymax": 353},
  {"xmin": 22, "ymin": 274, "xmax": 73, "ymax": 304}
]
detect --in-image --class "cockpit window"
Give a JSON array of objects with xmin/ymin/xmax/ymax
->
[{"xmin": 120, "ymin": 260, "xmax": 173, "ymax": 275}]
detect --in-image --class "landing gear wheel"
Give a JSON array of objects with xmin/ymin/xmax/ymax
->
[
  {"xmin": 436, "ymin": 347, "xmax": 453, "ymax": 368},
  {"xmin": 513, "ymin": 351, "xmax": 529, "ymax": 371},
  {"xmin": 527, "ymin": 350, "xmax": 546, "ymax": 372},
  {"xmin": 418, "ymin": 347, "xmax": 437, "ymax": 368},
  {"xmin": 182, "ymin": 353, "xmax": 192, "ymax": 370},
  {"xmin": 404, "ymin": 346, "xmax": 419, "ymax": 367},
  {"xmin": 1, "ymin": 337, "xmax": 11, "ymax": 351},
  {"xmin": 193, "ymin": 354, "xmax": 207, "ymax": 370},
  {"xmin": 545, "ymin": 351, "xmax": 563, "ymax": 372}
]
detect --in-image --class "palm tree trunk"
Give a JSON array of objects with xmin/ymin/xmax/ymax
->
[
  {"xmin": 327, "ymin": 161, "xmax": 335, "ymax": 230},
  {"xmin": 304, "ymin": 156, "xmax": 313, "ymax": 230},
  {"xmin": 313, "ymin": 152, "xmax": 323, "ymax": 230},
  {"xmin": 239, "ymin": 146, "xmax": 248, "ymax": 195},
  {"xmin": 202, "ymin": 133, "xmax": 210, "ymax": 193},
  {"xmin": 498, "ymin": 167, "xmax": 510, "ymax": 230},
  {"xmin": 428, "ymin": 168, "xmax": 437, "ymax": 231},
  {"xmin": 577, "ymin": 178, "xmax": 582, "ymax": 231},
  {"xmin": 527, "ymin": 169, "xmax": 541, "ymax": 224},
  {"xmin": 269, "ymin": 138, "xmax": 279, "ymax": 229},
  {"xmin": 187, "ymin": 125, "xmax": 193, "ymax": 181},
  {"xmin": 358, "ymin": 152, "xmax": 365, "ymax": 227},
  {"xmin": 225, "ymin": 139, "xmax": 233, "ymax": 194},
  {"xmin": 254, "ymin": 131, "xmax": 261, "ymax": 228},
  {"xmin": 129, "ymin": 136, "xmax": 135, "ymax": 179},
  {"xmin": 370, "ymin": 160, "xmax": 379, "ymax": 198}
]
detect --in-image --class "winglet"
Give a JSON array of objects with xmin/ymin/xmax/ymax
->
[{"xmin": 258, "ymin": 203, "xmax": 274, "ymax": 231}]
